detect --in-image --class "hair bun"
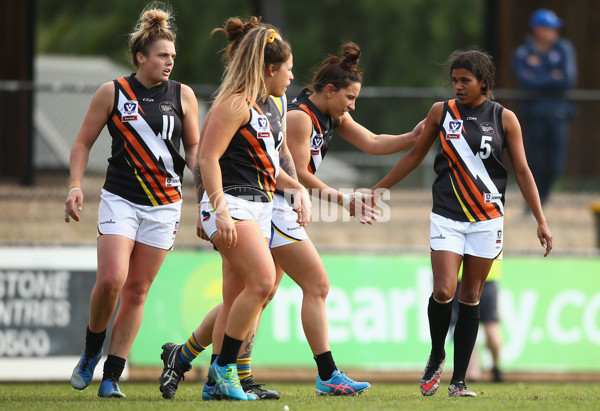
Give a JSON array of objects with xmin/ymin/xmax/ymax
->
[
  {"xmin": 340, "ymin": 42, "xmax": 361, "ymax": 71},
  {"xmin": 141, "ymin": 9, "xmax": 169, "ymax": 31},
  {"xmin": 223, "ymin": 16, "xmax": 260, "ymax": 42}
]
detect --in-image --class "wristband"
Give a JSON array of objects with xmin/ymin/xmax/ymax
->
[{"xmin": 68, "ymin": 187, "xmax": 81, "ymax": 195}]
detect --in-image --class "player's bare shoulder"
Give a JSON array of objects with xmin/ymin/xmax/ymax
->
[
  {"xmin": 501, "ymin": 106, "xmax": 520, "ymax": 133},
  {"xmin": 425, "ymin": 101, "xmax": 445, "ymax": 127},
  {"xmin": 429, "ymin": 101, "xmax": 445, "ymax": 116},
  {"xmin": 286, "ymin": 108, "xmax": 313, "ymax": 137}
]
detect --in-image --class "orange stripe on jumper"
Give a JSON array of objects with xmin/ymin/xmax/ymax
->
[
  {"xmin": 239, "ymin": 127, "xmax": 275, "ymax": 193},
  {"xmin": 117, "ymin": 77, "xmax": 145, "ymax": 115},
  {"xmin": 446, "ymin": 100, "xmax": 500, "ymax": 219},
  {"xmin": 113, "ymin": 114, "xmax": 180, "ymax": 204}
]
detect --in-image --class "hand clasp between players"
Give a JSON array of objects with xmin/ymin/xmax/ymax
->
[{"xmin": 341, "ymin": 189, "xmax": 379, "ymax": 225}]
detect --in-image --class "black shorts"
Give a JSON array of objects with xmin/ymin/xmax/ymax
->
[{"xmin": 451, "ymin": 281, "xmax": 499, "ymax": 325}]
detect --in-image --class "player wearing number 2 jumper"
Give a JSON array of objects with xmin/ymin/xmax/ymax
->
[{"xmin": 372, "ymin": 49, "xmax": 552, "ymax": 398}]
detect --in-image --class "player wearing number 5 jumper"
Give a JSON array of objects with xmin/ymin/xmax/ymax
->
[
  {"xmin": 64, "ymin": 4, "xmax": 199, "ymax": 398},
  {"xmin": 372, "ymin": 49, "xmax": 552, "ymax": 398},
  {"xmin": 432, "ymin": 90, "xmax": 506, "ymax": 223}
]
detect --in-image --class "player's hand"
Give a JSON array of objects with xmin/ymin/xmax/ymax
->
[
  {"xmin": 214, "ymin": 212, "xmax": 236, "ymax": 248},
  {"xmin": 341, "ymin": 190, "xmax": 379, "ymax": 225},
  {"xmin": 64, "ymin": 188, "xmax": 83, "ymax": 223},
  {"xmin": 537, "ymin": 223, "xmax": 553, "ymax": 257},
  {"xmin": 294, "ymin": 186, "xmax": 312, "ymax": 227}
]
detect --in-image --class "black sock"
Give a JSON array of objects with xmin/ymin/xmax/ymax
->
[
  {"xmin": 427, "ymin": 294, "xmax": 453, "ymax": 361},
  {"xmin": 314, "ymin": 351, "xmax": 337, "ymax": 380},
  {"xmin": 452, "ymin": 302, "xmax": 480, "ymax": 382},
  {"xmin": 210, "ymin": 354, "xmax": 218, "ymax": 364},
  {"xmin": 102, "ymin": 354, "xmax": 126, "ymax": 381},
  {"xmin": 85, "ymin": 326, "xmax": 106, "ymax": 356},
  {"xmin": 217, "ymin": 333, "xmax": 243, "ymax": 366}
]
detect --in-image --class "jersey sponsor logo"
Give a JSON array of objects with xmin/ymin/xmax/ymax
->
[
  {"xmin": 257, "ymin": 115, "xmax": 269, "ymax": 130},
  {"xmin": 165, "ymin": 177, "xmax": 181, "ymax": 187},
  {"xmin": 122, "ymin": 100, "xmax": 138, "ymax": 121},
  {"xmin": 480, "ymin": 122, "xmax": 495, "ymax": 135},
  {"xmin": 311, "ymin": 134, "xmax": 323, "ymax": 150},
  {"xmin": 431, "ymin": 234, "xmax": 446, "ymax": 240},
  {"xmin": 446, "ymin": 119, "xmax": 462, "ymax": 139},
  {"xmin": 99, "ymin": 219, "xmax": 116, "ymax": 225},
  {"xmin": 466, "ymin": 116, "xmax": 477, "ymax": 120},
  {"xmin": 311, "ymin": 149, "xmax": 320, "ymax": 155},
  {"xmin": 258, "ymin": 132, "xmax": 271, "ymax": 138},
  {"xmin": 484, "ymin": 192, "xmax": 503, "ymax": 203},
  {"xmin": 159, "ymin": 101, "xmax": 175, "ymax": 115}
]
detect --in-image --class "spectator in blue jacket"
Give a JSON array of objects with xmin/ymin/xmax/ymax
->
[{"xmin": 513, "ymin": 8, "xmax": 577, "ymax": 206}]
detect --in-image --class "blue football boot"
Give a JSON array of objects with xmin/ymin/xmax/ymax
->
[
  {"xmin": 98, "ymin": 379, "xmax": 126, "ymax": 398},
  {"xmin": 71, "ymin": 349, "xmax": 103, "ymax": 390},
  {"xmin": 315, "ymin": 369, "xmax": 371, "ymax": 396}
]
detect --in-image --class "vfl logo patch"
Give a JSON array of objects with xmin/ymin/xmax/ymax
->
[
  {"xmin": 311, "ymin": 134, "xmax": 323, "ymax": 150},
  {"xmin": 122, "ymin": 100, "xmax": 138, "ymax": 122},
  {"xmin": 480, "ymin": 122, "xmax": 495, "ymax": 135},
  {"xmin": 201, "ymin": 210, "xmax": 210, "ymax": 222},
  {"xmin": 496, "ymin": 229, "xmax": 503, "ymax": 244},
  {"xmin": 159, "ymin": 101, "xmax": 175, "ymax": 115},
  {"xmin": 446, "ymin": 119, "xmax": 462, "ymax": 140},
  {"xmin": 257, "ymin": 115, "xmax": 269, "ymax": 130}
]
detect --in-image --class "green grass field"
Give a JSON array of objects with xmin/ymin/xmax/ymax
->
[{"xmin": 1, "ymin": 381, "xmax": 599, "ymax": 410}]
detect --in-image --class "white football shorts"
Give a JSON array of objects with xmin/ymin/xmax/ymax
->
[
  {"xmin": 200, "ymin": 192, "xmax": 273, "ymax": 240},
  {"xmin": 97, "ymin": 189, "xmax": 181, "ymax": 250},
  {"xmin": 430, "ymin": 212, "xmax": 503, "ymax": 259},
  {"xmin": 270, "ymin": 192, "xmax": 308, "ymax": 248}
]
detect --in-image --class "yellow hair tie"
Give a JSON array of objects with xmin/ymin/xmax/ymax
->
[{"xmin": 267, "ymin": 29, "xmax": 278, "ymax": 43}]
